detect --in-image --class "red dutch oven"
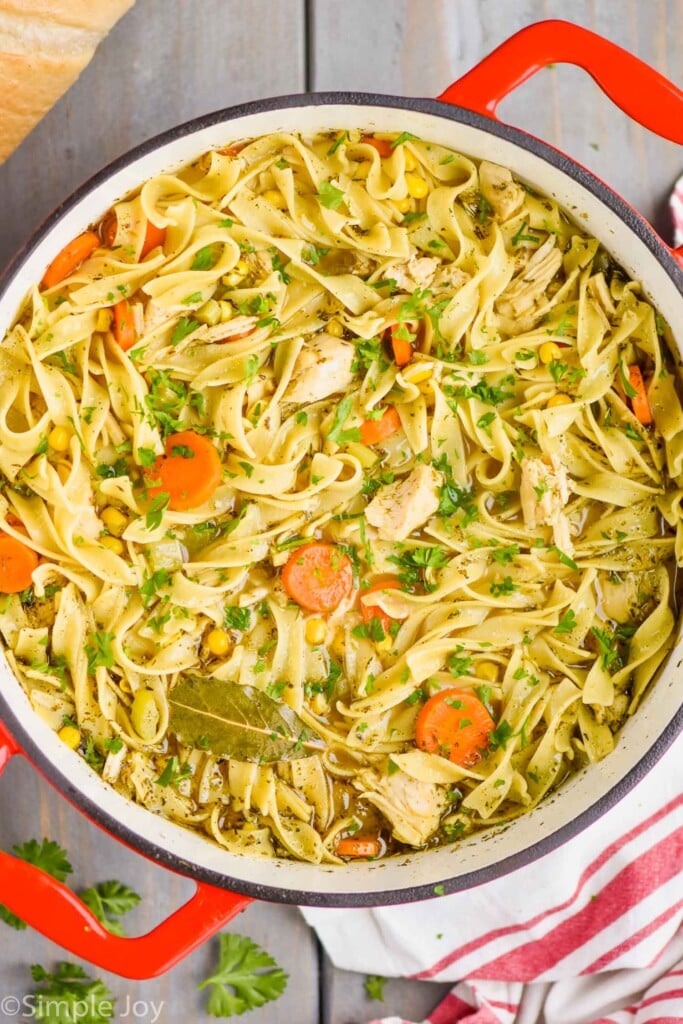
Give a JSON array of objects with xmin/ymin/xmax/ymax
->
[{"xmin": 0, "ymin": 20, "xmax": 682, "ymax": 980}]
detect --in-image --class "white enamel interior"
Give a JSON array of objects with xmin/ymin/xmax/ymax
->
[{"xmin": 1, "ymin": 101, "xmax": 682, "ymax": 903}]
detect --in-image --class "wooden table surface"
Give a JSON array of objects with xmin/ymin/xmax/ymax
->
[{"xmin": 0, "ymin": 2, "xmax": 680, "ymax": 1022}]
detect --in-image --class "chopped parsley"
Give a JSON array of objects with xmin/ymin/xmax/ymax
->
[{"xmin": 316, "ymin": 181, "xmax": 345, "ymax": 209}]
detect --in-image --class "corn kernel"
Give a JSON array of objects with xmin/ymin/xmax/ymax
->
[
  {"xmin": 262, "ymin": 189, "xmax": 287, "ymax": 209},
  {"xmin": 395, "ymin": 196, "xmax": 412, "ymax": 214},
  {"xmin": 131, "ymin": 689, "xmax": 159, "ymax": 742},
  {"xmin": 330, "ymin": 631, "xmax": 346, "ymax": 660},
  {"xmin": 206, "ymin": 628, "xmax": 231, "ymax": 656},
  {"xmin": 355, "ymin": 160, "xmax": 372, "ymax": 179},
  {"xmin": 326, "ymin": 320, "xmax": 344, "ymax": 338},
  {"xmin": 305, "ymin": 618, "xmax": 327, "ymax": 645},
  {"xmin": 539, "ymin": 341, "xmax": 562, "ymax": 365},
  {"xmin": 48, "ymin": 425, "xmax": 71, "ymax": 452},
  {"xmin": 196, "ymin": 299, "xmax": 221, "ymax": 326},
  {"xmin": 403, "ymin": 363, "xmax": 432, "ymax": 385},
  {"xmin": 95, "ymin": 309, "xmax": 113, "ymax": 333},
  {"xmin": 311, "ymin": 692, "xmax": 329, "ymax": 716},
  {"xmin": 403, "ymin": 149, "xmax": 417, "ymax": 172},
  {"xmin": 58, "ymin": 724, "xmax": 81, "ymax": 750},
  {"xmin": 546, "ymin": 393, "xmax": 573, "ymax": 408},
  {"xmin": 405, "ymin": 172, "xmax": 429, "ymax": 199},
  {"xmin": 100, "ymin": 535, "xmax": 124, "ymax": 555},
  {"xmin": 476, "ymin": 661, "xmax": 499, "ymax": 682},
  {"xmin": 235, "ymin": 259, "xmax": 249, "ymax": 275},
  {"xmin": 219, "ymin": 300, "xmax": 234, "ymax": 322},
  {"xmin": 101, "ymin": 506, "xmax": 128, "ymax": 537},
  {"xmin": 56, "ymin": 463, "xmax": 70, "ymax": 484}
]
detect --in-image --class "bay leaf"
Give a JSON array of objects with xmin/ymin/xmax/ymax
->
[{"xmin": 168, "ymin": 675, "xmax": 324, "ymax": 763}]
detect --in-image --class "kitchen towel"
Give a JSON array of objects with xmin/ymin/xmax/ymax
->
[
  {"xmin": 302, "ymin": 732, "xmax": 683, "ymax": 1024},
  {"xmin": 302, "ymin": 183, "xmax": 683, "ymax": 1024}
]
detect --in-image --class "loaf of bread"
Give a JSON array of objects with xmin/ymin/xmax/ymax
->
[{"xmin": 0, "ymin": 0, "xmax": 136, "ymax": 164}]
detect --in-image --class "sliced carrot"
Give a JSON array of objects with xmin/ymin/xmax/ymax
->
[
  {"xmin": 360, "ymin": 406, "xmax": 402, "ymax": 446},
  {"xmin": 101, "ymin": 213, "xmax": 166, "ymax": 258},
  {"xmin": 146, "ymin": 430, "xmax": 222, "ymax": 511},
  {"xmin": 219, "ymin": 329, "xmax": 256, "ymax": 344},
  {"xmin": 390, "ymin": 325, "xmax": 413, "ymax": 367},
  {"xmin": 220, "ymin": 144, "xmax": 245, "ymax": 157},
  {"xmin": 101, "ymin": 211, "xmax": 118, "ymax": 247},
  {"xmin": 336, "ymin": 836, "xmax": 381, "ymax": 859},
  {"xmin": 361, "ymin": 135, "xmax": 393, "ymax": 158},
  {"xmin": 415, "ymin": 688, "xmax": 495, "ymax": 768},
  {"xmin": 282, "ymin": 542, "xmax": 354, "ymax": 613},
  {"xmin": 112, "ymin": 299, "xmax": 137, "ymax": 351},
  {"xmin": 140, "ymin": 219, "xmax": 166, "ymax": 258},
  {"xmin": 628, "ymin": 365, "xmax": 653, "ymax": 426},
  {"xmin": 360, "ymin": 576, "xmax": 402, "ymax": 634},
  {"xmin": 0, "ymin": 535, "xmax": 39, "ymax": 593},
  {"xmin": 42, "ymin": 231, "xmax": 100, "ymax": 289}
]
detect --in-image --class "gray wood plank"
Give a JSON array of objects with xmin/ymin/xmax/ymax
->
[
  {"xmin": 321, "ymin": 951, "xmax": 451, "ymax": 1024},
  {"xmin": 0, "ymin": 3, "xmax": 317, "ymax": 1023},
  {"xmin": 310, "ymin": 3, "xmax": 681, "ymax": 1021},
  {"xmin": 0, "ymin": 0, "xmax": 307, "ymax": 271},
  {"xmin": 0, "ymin": 757, "xmax": 318, "ymax": 1024},
  {"xmin": 309, "ymin": 0, "xmax": 682, "ymax": 235}
]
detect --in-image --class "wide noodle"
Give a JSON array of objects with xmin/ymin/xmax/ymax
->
[{"xmin": 0, "ymin": 128, "xmax": 681, "ymax": 865}]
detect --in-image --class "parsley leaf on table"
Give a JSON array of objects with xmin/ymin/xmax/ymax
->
[
  {"xmin": 30, "ymin": 962, "xmax": 116, "ymax": 1023},
  {"xmin": 79, "ymin": 880, "xmax": 141, "ymax": 937},
  {"xmin": 364, "ymin": 974, "xmax": 387, "ymax": 1001},
  {"xmin": 198, "ymin": 933, "xmax": 288, "ymax": 1017},
  {"xmin": 0, "ymin": 839, "xmax": 72, "ymax": 930}
]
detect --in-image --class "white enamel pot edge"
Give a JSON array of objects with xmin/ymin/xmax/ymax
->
[{"xmin": 1, "ymin": 94, "xmax": 682, "ymax": 907}]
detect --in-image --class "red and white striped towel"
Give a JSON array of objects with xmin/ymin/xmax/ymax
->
[
  {"xmin": 302, "ymin": 734, "xmax": 683, "ymax": 1024},
  {"xmin": 303, "ymin": 182, "xmax": 683, "ymax": 1023},
  {"xmin": 671, "ymin": 174, "xmax": 683, "ymax": 247}
]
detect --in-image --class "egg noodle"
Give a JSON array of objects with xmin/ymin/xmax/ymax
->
[{"xmin": 0, "ymin": 129, "xmax": 680, "ymax": 865}]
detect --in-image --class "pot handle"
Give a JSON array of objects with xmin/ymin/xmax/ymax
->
[
  {"xmin": 0, "ymin": 721, "xmax": 252, "ymax": 979},
  {"xmin": 437, "ymin": 18, "xmax": 683, "ymax": 267}
]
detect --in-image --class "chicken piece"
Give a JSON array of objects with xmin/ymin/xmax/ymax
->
[
  {"xmin": 479, "ymin": 160, "xmax": 526, "ymax": 221},
  {"xmin": 285, "ymin": 333, "xmax": 356, "ymax": 404},
  {"xmin": 520, "ymin": 454, "xmax": 573, "ymax": 552},
  {"xmin": 496, "ymin": 237, "xmax": 562, "ymax": 318},
  {"xmin": 390, "ymin": 255, "xmax": 439, "ymax": 293},
  {"xmin": 143, "ymin": 299, "xmax": 171, "ymax": 333},
  {"xmin": 355, "ymin": 768, "xmax": 449, "ymax": 847},
  {"xmin": 365, "ymin": 464, "xmax": 442, "ymax": 541},
  {"xmin": 431, "ymin": 263, "xmax": 468, "ymax": 294}
]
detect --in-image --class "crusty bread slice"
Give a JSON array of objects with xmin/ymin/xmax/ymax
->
[{"xmin": 0, "ymin": 0, "xmax": 135, "ymax": 164}]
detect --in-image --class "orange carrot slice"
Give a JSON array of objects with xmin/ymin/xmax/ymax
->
[
  {"xmin": 42, "ymin": 231, "xmax": 99, "ymax": 289},
  {"xmin": 390, "ymin": 324, "xmax": 414, "ymax": 367},
  {"xmin": 282, "ymin": 542, "xmax": 354, "ymax": 613},
  {"xmin": 336, "ymin": 837, "xmax": 381, "ymax": 858},
  {"xmin": 0, "ymin": 535, "xmax": 39, "ymax": 593},
  {"xmin": 628, "ymin": 365, "xmax": 653, "ymax": 426},
  {"xmin": 360, "ymin": 407, "xmax": 402, "ymax": 445},
  {"xmin": 360, "ymin": 135, "xmax": 393, "ymax": 158},
  {"xmin": 415, "ymin": 688, "xmax": 495, "ymax": 768},
  {"xmin": 360, "ymin": 577, "xmax": 402, "ymax": 634},
  {"xmin": 140, "ymin": 219, "xmax": 166, "ymax": 258},
  {"xmin": 146, "ymin": 430, "xmax": 222, "ymax": 511},
  {"xmin": 112, "ymin": 299, "xmax": 137, "ymax": 351}
]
